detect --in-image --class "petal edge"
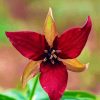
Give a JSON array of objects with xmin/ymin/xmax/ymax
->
[
  {"xmin": 6, "ymin": 31, "xmax": 48, "ymax": 60},
  {"xmin": 44, "ymin": 8, "xmax": 57, "ymax": 47},
  {"xmin": 40, "ymin": 62, "xmax": 68, "ymax": 100},
  {"xmin": 61, "ymin": 59, "xmax": 89, "ymax": 72},
  {"xmin": 55, "ymin": 16, "xmax": 92, "ymax": 59},
  {"xmin": 22, "ymin": 61, "xmax": 40, "ymax": 88}
]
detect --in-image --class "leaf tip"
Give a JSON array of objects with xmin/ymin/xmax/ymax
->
[
  {"xmin": 85, "ymin": 63, "xmax": 89, "ymax": 70},
  {"xmin": 82, "ymin": 16, "xmax": 92, "ymax": 30},
  {"xmin": 48, "ymin": 7, "xmax": 54, "ymax": 20}
]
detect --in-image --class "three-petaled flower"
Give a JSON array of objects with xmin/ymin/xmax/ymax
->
[{"xmin": 6, "ymin": 8, "xmax": 92, "ymax": 100}]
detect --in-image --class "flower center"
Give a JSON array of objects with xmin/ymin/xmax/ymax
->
[{"xmin": 43, "ymin": 48, "xmax": 60, "ymax": 64}]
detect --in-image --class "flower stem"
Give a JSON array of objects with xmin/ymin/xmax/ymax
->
[{"xmin": 29, "ymin": 74, "xmax": 39, "ymax": 100}]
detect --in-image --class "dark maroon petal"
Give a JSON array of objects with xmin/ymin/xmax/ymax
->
[
  {"xmin": 40, "ymin": 62, "xmax": 68, "ymax": 100},
  {"xmin": 6, "ymin": 31, "xmax": 49, "ymax": 60},
  {"xmin": 54, "ymin": 16, "xmax": 92, "ymax": 59}
]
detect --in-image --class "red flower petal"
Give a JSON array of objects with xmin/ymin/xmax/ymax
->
[
  {"xmin": 40, "ymin": 62, "xmax": 68, "ymax": 100},
  {"xmin": 54, "ymin": 16, "xmax": 92, "ymax": 59},
  {"xmin": 6, "ymin": 31, "xmax": 49, "ymax": 60}
]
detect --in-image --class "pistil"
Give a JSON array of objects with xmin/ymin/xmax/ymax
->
[{"xmin": 43, "ymin": 48, "xmax": 60, "ymax": 64}]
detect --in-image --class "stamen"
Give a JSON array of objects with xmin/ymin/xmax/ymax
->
[
  {"xmin": 56, "ymin": 50, "xmax": 61, "ymax": 53},
  {"xmin": 43, "ymin": 49, "xmax": 59, "ymax": 64},
  {"xmin": 49, "ymin": 55, "xmax": 53, "ymax": 59},
  {"xmin": 51, "ymin": 60, "xmax": 55, "ymax": 64},
  {"xmin": 53, "ymin": 54, "xmax": 57, "ymax": 59},
  {"xmin": 43, "ymin": 57, "xmax": 47, "ymax": 62},
  {"xmin": 44, "ymin": 50, "xmax": 48, "ymax": 53},
  {"xmin": 51, "ymin": 50, "xmax": 56, "ymax": 54}
]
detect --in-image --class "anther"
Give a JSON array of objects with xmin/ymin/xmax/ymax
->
[
  {"xmin": 51, "ymin": 50, "xmax": 56, "ymax": 54},
  {"xmin": 53, "ymin": 54, "xmax": 57, "ymax": 59},
  {"xmin": 44, "ymin": 50, "xmax": 48, "ymax": 53},
  {"xmin": 51, "ymin": 60, "xmax": 55, "ymax": 64},
  {"xmin": 56, "ymin": 50, "xmax": 61, "ymax": 53},
  {"xmin": 49, "ymin": 55, "xmax": 53, "ymax": 59},
  {"xmin": 43, "ymin": 58, "xmax": 47, "ymax": 62}
]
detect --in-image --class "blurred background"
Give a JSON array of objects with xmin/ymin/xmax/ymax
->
[{"xmin": 0, "ymin": 0, "xmax": 100, "ymax": 96}]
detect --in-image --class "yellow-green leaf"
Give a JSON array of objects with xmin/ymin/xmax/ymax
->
[
  {"xmin": 61, "ymin": 59, "xmax": 88, "ymax": 72},
  {"xmin": 44, "ymin": 8, "xmax": 57, "ymax": 47},
  {"xmin": 21, "ymin": 61, "xmax": 40, "ymax": 88}
]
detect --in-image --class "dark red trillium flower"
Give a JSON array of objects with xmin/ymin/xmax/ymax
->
[{"xmin": 6, "ymin": 8, "xmax": 92, "ymax": 100}]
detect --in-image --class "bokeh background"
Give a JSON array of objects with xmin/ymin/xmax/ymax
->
[{"xmin": 0, "ymin": 0, "xmax": 100, "ymax": 96}]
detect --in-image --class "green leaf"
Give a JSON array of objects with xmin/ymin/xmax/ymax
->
[
  {"xmin": 0, "ymin": 93, "xmax": 15, "ymax": 100},
  {"xmin": 27, "ymin": 76, "xmax": 97, "ymax": 100},
  {"xmin": 4, "ymin": 89, "xmax": 27, "ymax": 100},
  {"xmin": 27, "ymin": 75, "xmax": 49, "ymax": 100},
  {"xmin": 62, "ymin": 91, "xmax": 96, "ymax": 100},
  {"xmin": 0, "ymin": 18, "xmax": 26, "ymax": 43}
]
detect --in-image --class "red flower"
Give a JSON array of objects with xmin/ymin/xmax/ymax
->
[{"xmin": 6, "ymin": 8, "xmax": 92, "ymax": 100}]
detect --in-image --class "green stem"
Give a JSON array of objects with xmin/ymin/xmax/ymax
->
[{"xmin": 29, "ymin": 74, "xmax": 39, "ymax": 100}]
